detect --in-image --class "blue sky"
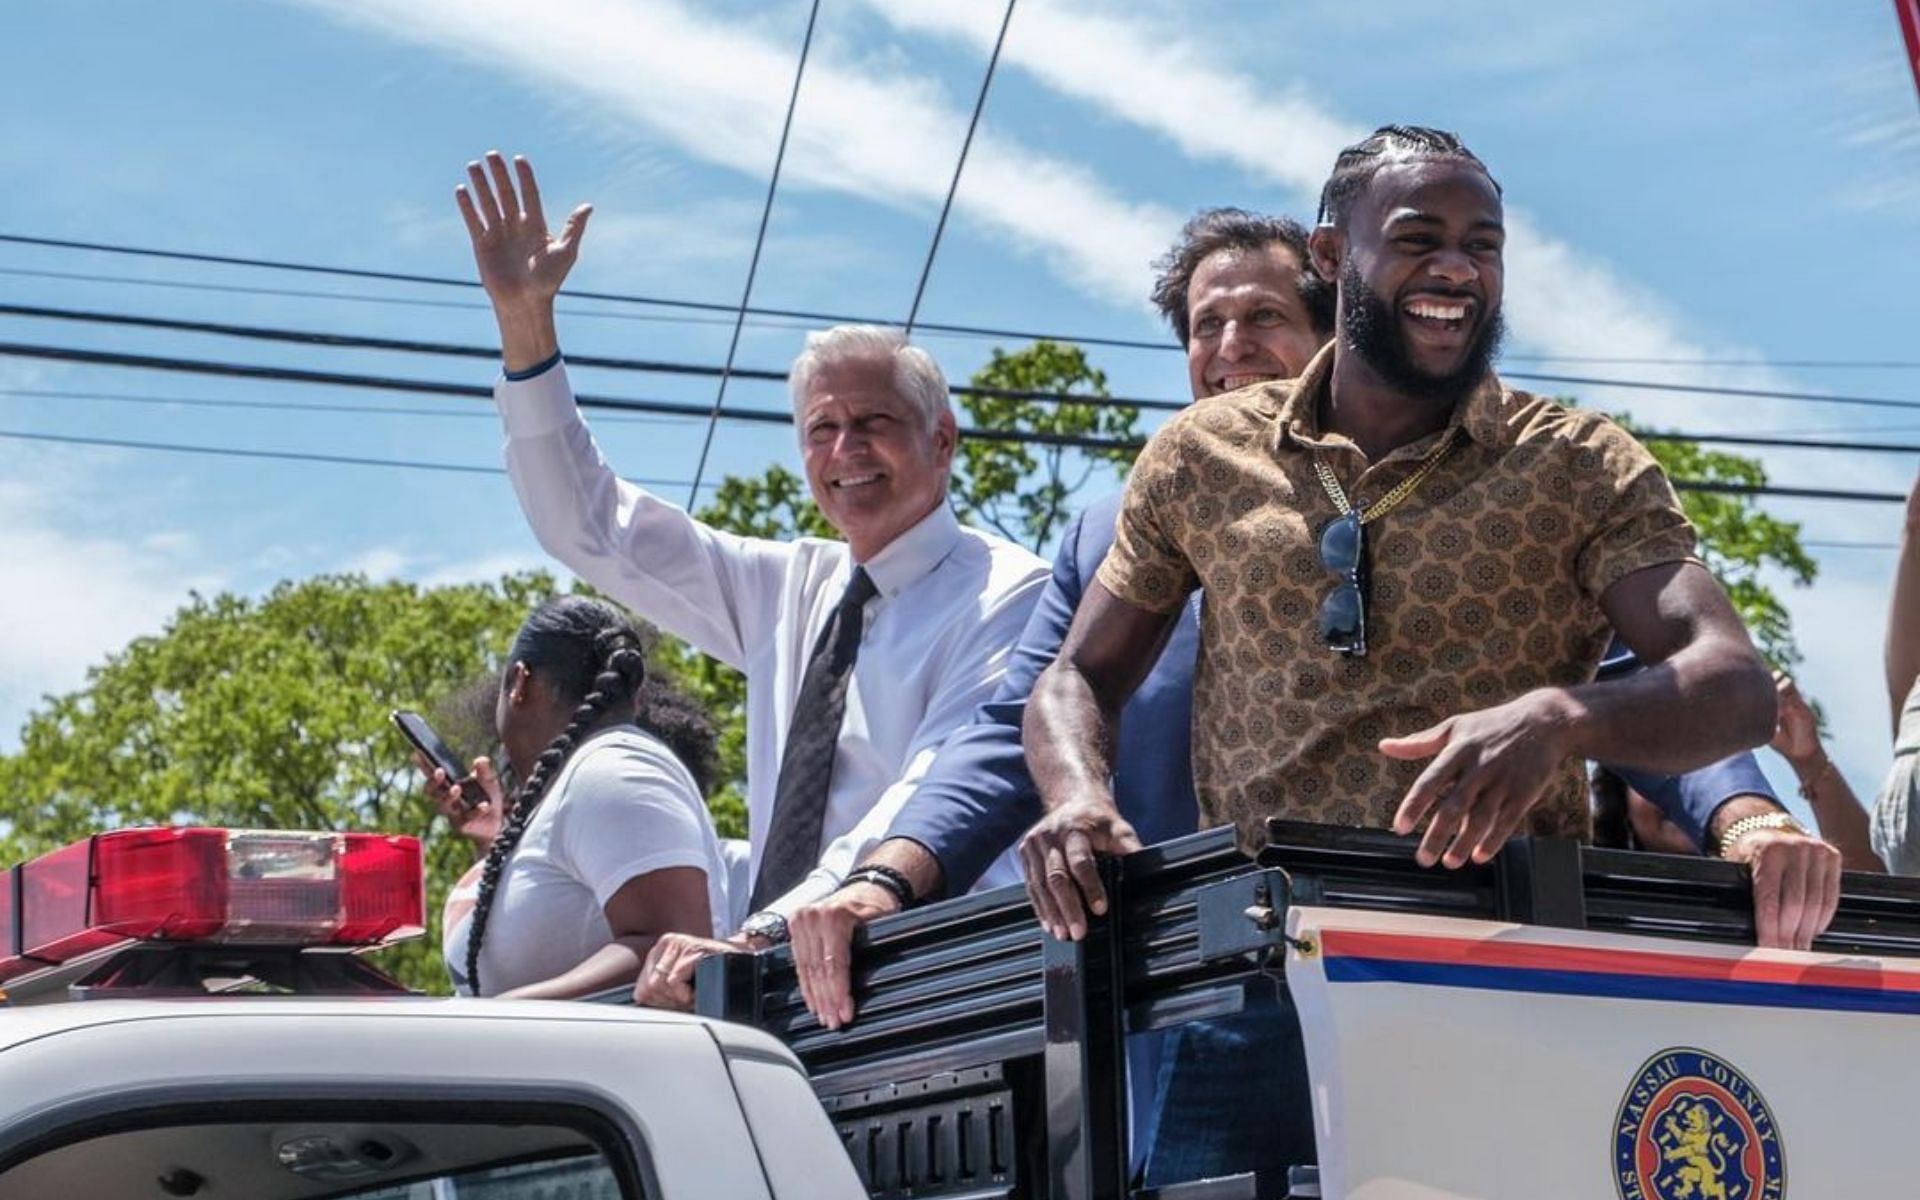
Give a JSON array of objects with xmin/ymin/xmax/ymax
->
[{"xmin": 3, "ymin": 1, "xmax": 1917, "ymax": 828}]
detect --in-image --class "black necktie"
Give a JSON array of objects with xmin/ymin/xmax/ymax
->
[{"xmin": 750, "ymin": 566, "xmax": 879, "ymax": 909}]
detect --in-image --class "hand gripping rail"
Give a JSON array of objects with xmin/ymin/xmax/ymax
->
[{"xmin": 696, "ymin": 820, "xmax": 1920, "ymax": 1200}]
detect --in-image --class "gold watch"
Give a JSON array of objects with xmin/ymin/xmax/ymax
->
[{"xmin": 1716, "ymin": 811, "xmax": 1810, "ymax": 861}]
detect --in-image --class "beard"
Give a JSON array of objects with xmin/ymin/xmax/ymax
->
[{"xmin": 1340, "ymin": 260, "xmax": 1506, "ymax": 406}]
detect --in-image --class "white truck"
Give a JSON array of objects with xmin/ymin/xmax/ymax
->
[
  {"xmin": 0, "ymin": 827, "xmax": 864, "ymax": 1200},
  {"xmin": 7, "ymin": 822, "xmax": 1919, "ymax": 1198}
]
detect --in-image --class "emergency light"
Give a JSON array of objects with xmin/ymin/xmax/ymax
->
[{"xmin": 0, "ymin": 828, "xmax": 424, "ymax": 983}]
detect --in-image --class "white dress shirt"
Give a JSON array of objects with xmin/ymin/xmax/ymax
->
[{"xmin": 496, "ymin": 361, "xmax": 1047, "ymax": 926}]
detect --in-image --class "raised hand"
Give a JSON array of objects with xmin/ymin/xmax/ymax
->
[
  {"xmin": 455, "ymin": 150, "xmax": 592, "ymax": 370},
  {"xmin": 417, "ymin": 752, "xmax": 505, "ymax": 855},
  {"xmin": 1768, "ymin": 672, "xmax": 1821, "ymax": 767}
]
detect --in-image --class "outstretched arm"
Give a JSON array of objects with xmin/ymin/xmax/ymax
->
[{"xmin": 455, "ymin": 150, "xmax": 593, "ymax": 372}]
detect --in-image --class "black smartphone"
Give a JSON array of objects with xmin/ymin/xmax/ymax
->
[{"xmin": 391, "ymin": 709, "xmax": 469, "ymax": 783}]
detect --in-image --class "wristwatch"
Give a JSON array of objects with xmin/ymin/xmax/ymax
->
[
  {"xmin": 1717, "ymin": 811, "xmax": 1810, "ymax": 861},
  {"xmin": 739, "ymin": 910, "xmax": 790, "ymax": 947}
]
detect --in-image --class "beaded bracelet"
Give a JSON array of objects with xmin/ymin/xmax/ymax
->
[{"xmin": 841, "ymin": 864, "xmax": 917, "ymax": 910}]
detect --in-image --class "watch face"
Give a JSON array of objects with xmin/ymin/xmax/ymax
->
[{"xmin": 745, "ymin": 913, "xmax": 789, "ymax": 943}]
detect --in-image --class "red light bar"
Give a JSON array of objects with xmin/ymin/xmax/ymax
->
[{"xmin": 0, "ymin": 828, "xmax": 423, "ymax": 981}]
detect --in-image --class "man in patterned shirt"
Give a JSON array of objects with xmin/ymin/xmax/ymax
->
[{"xmin": 1023, "ymin": 125, "xmax": 1780, "ymax": 939}]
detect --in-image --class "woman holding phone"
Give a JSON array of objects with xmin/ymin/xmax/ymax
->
[{"xmin": 424, "ymin": 595, "xmax": 729, "ymax": 998}]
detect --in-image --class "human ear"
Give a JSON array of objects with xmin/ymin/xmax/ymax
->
[{"xmin": 1307, "ymin": 226, "xmax": 1343, "ymax": 286}]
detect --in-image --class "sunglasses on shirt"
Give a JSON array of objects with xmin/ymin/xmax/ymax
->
[{"xmin": 1318, "ymin": 510, "xmax": 1367, "ymax": 658}]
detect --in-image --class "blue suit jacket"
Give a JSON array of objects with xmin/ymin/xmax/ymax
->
[{"xmin": 888, "ymin": 494, "xmax": 1775, "ymax": 893}]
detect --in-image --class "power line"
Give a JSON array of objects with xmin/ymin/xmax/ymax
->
[
  {"xmin": 1635, "ymin": 430, "xmax": 1920, "ymax": 455},
  {"xmin": 0, "ymin": 232, "xmax": 1175, "ymax": 352},
  {"xmin": 906, "ymin": 0, "xmax": 1016, "ymax": 335},
  {"xmin": 0, "ymin": 265, "xmax": 823, "ymax": 331},
  {"xmin": 1501, "ymin": 354, "xmax": 1920, "ymax": 370},
  {"xmin": 15, "ymin": 230, "xmax": 1920, "ymax": 373},
  {"xmin": 0, "ymin": 427, "xmax": 711, "ymax": 488},
  {"xmin": 0, "ymin": 340, "xmax": 1143, "ymax": 451},
  {"xmin": 687, "ymin": 0, "xmax": 822, "ymax": 507},
  {"xmin": 0, "ymin": 301, "xmax": 1183, "ymax": 410},
  {"xmin": 6, "ymin": 301, "xmax": 1920, "ymax": 460},
  {"xmin": 2, "ymin": 338, "xmax": 1910, "ymax": 506},
  {"xmin": 1499, "ymin": 370, "xmax": 1920, "ymax": 414},
  {"xmin": 0, "ymin": 385, "xmax": 694, "ymax": 424},
  {"xmin": 20, "ymin": 300, "xmax": 1920, "ymax": 424}
]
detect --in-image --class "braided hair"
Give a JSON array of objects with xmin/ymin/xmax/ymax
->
[
  {"xmin": 1316, "ymin": 125, "xmax": 1500, "ymax": 229},
  {"xmin": 465, "ymin": 596, "xmax": 649, "ymax": 995}
]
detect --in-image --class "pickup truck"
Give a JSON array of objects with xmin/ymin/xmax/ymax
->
[
  {"xmin": 0, "ymin": 997, "xmax": 862, "ymax": 1199},
  {"xmin": 0, "ymin": 827, "xmax": 862, "ymax": 1199},
  {"xmin": 7, "ymin": 823, "xmax": 1920, "ymax": 1199}
]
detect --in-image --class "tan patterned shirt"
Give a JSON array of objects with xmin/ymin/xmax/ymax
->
[{"xmin": 1096, "ymin": 343, "xmax": 1698, "ymax": 853}]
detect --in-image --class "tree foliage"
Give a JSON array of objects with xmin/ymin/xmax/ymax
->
[
  {"xmin": 949, "ymin": 340, "xmax": 1142, "ymax": 552},
  {"xmin": 1640, "ymin": 431, "xmax": 1817, "ymax": 669},
  {"xmin": 0, "ymin": 573, "xmax": 562, "ymax": 993}
]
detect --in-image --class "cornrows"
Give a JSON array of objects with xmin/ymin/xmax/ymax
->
[
  {"xmin": 1316, "ymin": 125, "xmax": 1501, "ymax": 228},
  {"xmin": 465, "ymin": 601, "xmax": 648, "ymax": 996}
]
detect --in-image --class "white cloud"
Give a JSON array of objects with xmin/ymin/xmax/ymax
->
[
  {"xmin": 0, "ymin": 457, "xmax": 218, "ymax": 749},
  {"xmin": 340, "ymin": 546, "xmax": 412, "ymax": 580},
  {"xmin": 302, "ymin": 0, "xmax": 1181, "ymax": 306}
]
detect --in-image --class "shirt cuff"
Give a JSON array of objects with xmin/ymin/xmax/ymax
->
[
  {"xmin": 760, "ymin": 867, "xmax": 841, "ymax": 919},
  {"xmin": 504, "ymin": 350, "xmax": 562, "ymax": 381},
  {"xmin": 495, "ymin": 357, "xmax": 579, "ymax": 438}
]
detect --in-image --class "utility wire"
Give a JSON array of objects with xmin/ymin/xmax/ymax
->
[
  {"xmin": 0, "ymin": 427, "xmax": 710, "ymax": 487},
  {"xmin": 0, "ymin": 230, "xmax": 1175, "ymax": 352},
  {"xmin": 1, "ymin": 339, "xmax": 1910, "ymax": 505},
  {"xmin": 685, "ymin": 0, "xmax": 821, "ymax": 508},
  {"xmin": 7, "ymin": 301, "xmax": 1920, "ymax": 456},
  {"xmin": 17, "ymin": 230, "xmax": 1920, "ymax": 372},
  {"xmin": 0, "ymin": 301, "xmax": 1181, "ymax": 409},
  {"xmin": 21, "ymin": 301, "xmax": 1920, "ymax": 427},
  {"xmin": 906, "ymin": 0, "xmax": 1015, "ymax": 335},
  {"xmin": 0, "ymin": 385, "xmax": 693, "ymax": 424},
  {"xmin": 1498, "ymin": 370, "xmax": 1920, "ymax": 415},
  {"xmin": 0, "ymin": 265, "xmax": 826, "ymax": 332},
  {"xmin": 0, "ymin": 340, "xmax": 1140, "ymax": 451}
]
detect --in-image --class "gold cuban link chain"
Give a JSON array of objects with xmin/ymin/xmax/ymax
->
[{"xmin": 1312, "ymin": 426, "xmax": 1460, "ymax": 524}]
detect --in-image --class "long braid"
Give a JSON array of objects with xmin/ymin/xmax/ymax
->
[{"xmin": 464, "ymin": 602, "xmax": 647, "ymax": 995}]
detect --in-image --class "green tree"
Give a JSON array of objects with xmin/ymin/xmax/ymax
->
[
  {"xmin": 0, "ymin": 572, "xmax": 562, "ymax": 994},
  {"xmin": 1637, "ymin": 430, "xmax": 1817, "ymax": 669},
  {"xmin": 950, "ymin": 340, "xmax": 1142, "ymax": 552}
]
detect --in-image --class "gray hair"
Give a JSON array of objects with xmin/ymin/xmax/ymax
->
[{"xmin": 788, "ymin": 324, "xmax": 952, "ymax": 429}]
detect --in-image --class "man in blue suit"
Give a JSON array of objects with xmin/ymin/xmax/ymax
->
[{"xmin": 776, "ymin": 207, "xmax": 1835, "ymax": 1185}]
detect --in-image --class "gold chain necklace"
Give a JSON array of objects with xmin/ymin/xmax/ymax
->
[{"xmin": 1311, "ymin": 427, "xmax": 1459, "ymax": 524}]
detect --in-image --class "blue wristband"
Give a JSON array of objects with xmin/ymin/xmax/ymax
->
[{"xmin": 503, "ymin": 350, "xmax": 562, "ymax": 381}]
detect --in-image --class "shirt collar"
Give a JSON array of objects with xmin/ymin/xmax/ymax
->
[
  {"xmin": 854, "ymin": 502, "xmax": 963, "ymax": 600},
  {"xmin": 1272, "ymin": 342, "xmax": 1511, "ymax": 454}
]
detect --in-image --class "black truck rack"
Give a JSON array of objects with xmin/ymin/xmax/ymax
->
[{"xmin": 695, "ymin": 820, "xmax": 1920, "ymax": 1200}]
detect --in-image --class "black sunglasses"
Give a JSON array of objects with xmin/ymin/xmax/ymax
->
[{"xmin": 1318, "ymin": 510, "xmax": 1367, "ymax": 657}]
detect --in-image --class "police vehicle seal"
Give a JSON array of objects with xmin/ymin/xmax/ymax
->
[{"xmin": 1613, "ymin": 1047, "xmax": 1785, "ymax": 1200}]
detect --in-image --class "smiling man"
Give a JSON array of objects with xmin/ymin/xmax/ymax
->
[
  {"xmin": 1024, "ymin": 124, "xmax": 1780, "ymax": 931},
  {"xmin": 455, "ymin": 152, "xmax": 1047, "ymax": 967}
]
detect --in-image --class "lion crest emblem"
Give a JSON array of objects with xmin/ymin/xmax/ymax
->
[{"xmin": 1614, "ymin": 1049, "xmax": 1785, "ymax": 1200}]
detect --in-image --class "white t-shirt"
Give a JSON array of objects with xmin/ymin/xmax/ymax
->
[{"xmin": 445, "ymin": 725, "xmax": 730, "ymax": 997}]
